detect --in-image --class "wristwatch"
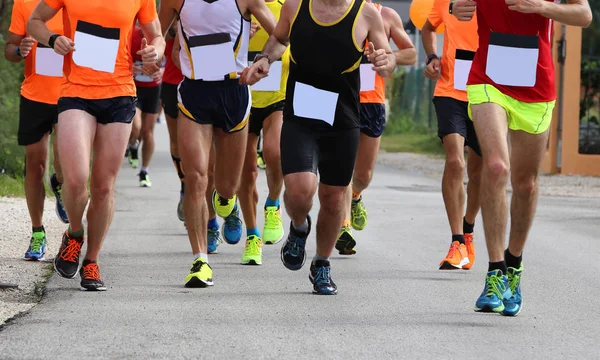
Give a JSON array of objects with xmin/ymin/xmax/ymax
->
[
  {"xmin": 48, "ymin": 34, "xmax": 59, "ymax": 49},
  {"xmin": 254, "ymin": 53, "xmax": 272, "ymax": 64},
  {"xmin": 449, "ymin": 0, "xmax": 454, "ymax": 14},
  {"xmin": 426, "ymin": 54, "xmax": 439, "ymax": 65},
  {"xmin": 15, "ymin": 46, "xmax": 23, "ymax": 58}
]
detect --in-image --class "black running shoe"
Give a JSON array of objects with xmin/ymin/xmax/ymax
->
[
  {"xmin": 54, "ymin": 231, "xmax": 84, "ymax": 279},
  {"xmin": 280, "ymin": 215, "xmax": 311, "ymax": 271},
  {"xmin": 309, "ymin": 260, "xmax": 337, "ymax": 295},
  {"xmin": 80, "ymin": 260, "xmax": 107, "ymax": 291}
]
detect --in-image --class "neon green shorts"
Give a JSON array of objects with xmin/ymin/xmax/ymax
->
[{"xmin": 467, "ymin": 84, "xmax": 556, "ymax": 134}]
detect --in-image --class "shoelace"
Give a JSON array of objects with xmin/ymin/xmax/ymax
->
[
  {"xmin": 286, "ymin": 234, "xmax": 306, "ymax": 256},
  {"xmin": 446, "ymin": 243, "xmax": 459, "ymax": 258},
  {"xmin": 208, "ymin": 228, "xmax": 221, "ymax": 244},
  {"xmin": 225, "ymin": 212, "xmax": 241, "ymax": 232},
  {"xmin": 59, "ymin": 238, "xmax": 82, "ymax": 262},
  {"xmin": 264, "ymin": 208, "xmax": 281, "ymax": 229},
  {"xmin": 218, "ymin": 196, "xmax": 230, "ymax": 207},
  {"xmin": 30, "ymin": 234, "xmax": 45, "ymax": 253},
  {"xmin": 485, "ymin": 274, "xmax": 506, "ymax": 297},
  {"xmin": 82, "ymin": 263, "xmax": 102, "ymax": 281},
  {"xmin": 313, "ymin": 266, "xmax": 331, "ymax": 287},
  {"xmin": 245, "ymin": 237, "xmax": 262, "ymax": 254},
  {"xmin": 508, "ymin": 272, "xmax": 520, "ymax": 294},
  {"xmin": 190, "ymin": 259, "xmax": 207, "ymax": 273}
]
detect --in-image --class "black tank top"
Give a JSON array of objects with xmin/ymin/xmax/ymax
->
[{"xmin": 285, "ymin": 0, "xmax": 365, "ymax": 129}]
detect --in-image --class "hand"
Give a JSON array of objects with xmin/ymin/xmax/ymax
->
[
  {"xmin": 133, "ymin": 62, "xmax": 143, "ymax": 76},
  {"xmin": 250, "ymin": 22, "xmax": 261, "ymax": 38},
  {"xmin": 424, "ymin": 58, "xmax": 441, "ymax": 80},
  {"xmin": 452, "ymin": 0, "xmax": 476, "ymax": 21},
  {"xmin": 505, "ymin": 0, "xmax": 544, "ymax": 14},
  {"xmin": 238, "ymin": 57, "xmax": 270, "ymax": 85},
  {"xmin": 137, "ymin": 38, "xmax": 158, "ymax": 65},
  {"xmin": 366, "ymin": 42, "xmax": 392, "ymax": 77},
  {"xmin": 19, "ymin": 37, "xmax": 35, "ymax": 57},
  {"xmin": 53, "ymin": 36, "xmax": 75, "ymax": 55},
  {"xmin": 152, "ymin": 67, "xmax": 164, "ymax": 83}
]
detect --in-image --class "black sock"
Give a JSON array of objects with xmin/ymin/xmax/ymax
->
[
  {"xmin": 488, "ymin": 261, "xmax": 507, "ymax": 275},
  {"xmin": 32, "ymin": 226, "xmax": 45, "ymax": 233},
  {"xmin": 452, "ymin": 234, "xmax": 465, "ymax": 244},
  {"xmin": 180, "ymin": 181, "xmax": 185, "ymax": 194},
  {"xmin": 463, "ymin": 217, "xmax": 474, "ymax": 234},
  {"xmin": 505, "ymin": 249, "xmax": 522, "ymax": 269},
  {"xmin": 50, "ymin": 174, "xmax": 61, "ymax": 188}
]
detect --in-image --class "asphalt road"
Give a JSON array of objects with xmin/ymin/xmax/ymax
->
[{"xmin": 1, "ymin": 125, "xmax": 600, "ymax": 359}]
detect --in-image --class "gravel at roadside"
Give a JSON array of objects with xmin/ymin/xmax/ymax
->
[
  {"xmin": 0, "ymin": 197, "xmax": 65, "ymax": 325},
  {"xmin": 377, "ymin": 151, "xmax": 600, "ymax": 197}
]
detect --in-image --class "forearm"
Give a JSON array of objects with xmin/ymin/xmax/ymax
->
[
  {"xmin": 27, "ymin": 19, "xmax": 54, "ymax": 46},
  {"xmin": 394, "ymin": 48, "xmax": 416, "ymax": 66},
  {"xmin": 4, "ymin": 44, "xmax": 22, "ymax": 63},
  {"xmin": 539, "ymin": 1, "xmax": 592, "ymax": 27},
  {"xmin": 151, "ymin": 36, "xmax": 167, "ymax": 60},
  {"xmin": 261, "ymin": 34, "xmax": 288, "ymax": 61},
  {"xmin": 421, "ymin": 27, "xmax": 437, "ymax": 56}
]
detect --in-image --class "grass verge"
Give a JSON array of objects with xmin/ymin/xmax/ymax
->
[
  {"xmin": 0, "ymin": 174, "xmax": 25, "ymax": 197},
  {"xmin": 380, "ymin": 133, "xmax": 444, "ymax": 156}
]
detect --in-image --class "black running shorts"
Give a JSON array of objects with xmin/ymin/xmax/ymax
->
[
  {"xmin": 249, "ymin": 100, "xmax": 285, "ymax": 136},
  {"xmin": 433, "ymin": 96, "xmax": 481, "ymax": 156},
  {"xmin": 359, "ymin": 103, "xmax": 386, "ymax": 138},
  {"xmin": 57, "ymin": 96, "xmax": 137, "ymax": 125},
  {"xmin": 136, "ymin": 85, "xmax": 161, "ymax": 114},
  {"xmin": 281, "ymin": 120, "xmax": 360, "ymax": 187},
  {"xmin": 18, "ymin": 95, "xmax": 57, "ymax": 146},
  {"xmin": 160, "ymin": 82, "xmax": 179, "ymax": 119}
]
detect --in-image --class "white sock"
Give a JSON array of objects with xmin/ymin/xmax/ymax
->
[
  {"xmin": 141, "ymin": 166, "xmax": 149, "ymax": 173},
  {"xmin": 193, "ymin": 253, "xmax": 208, "ymax": 262},
  {"xmin": 130, "ymin": 140, "xmax": 140, "ymax": 150},
  {"xmin": 292, "ymin": 218, "xmax": 308, "ymax": 233},
  {"xmin": 312, "ymin": 254, "xmax": 328, "ymax": 265}
]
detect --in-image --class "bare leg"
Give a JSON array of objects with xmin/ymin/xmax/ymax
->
[
  {"xmin": 441, "ymin": 134, "xmax": 467, "ymax": 235},
  {"xmin": 262, "ymin": 111, "xmax": 284, "ymax": 201},
  {"xmin": 206, "ymin": 144, "xmax": 216, "ymax": 220},
  {"xmin": 51, "ymin": 129, "xmax": 64, "ymax": 182},
  {"xmin": 351, "ymin": 133, "xmax": 380, "ymax": 195},
  {"xmin": 239, "ymin": 133, "xmax": 259, "ymax": 229},
  {"xmin": 284, "ymin": 173, "xmax": 318, "ymax": 227},
  {"xmin": 465, "ymin": 147, "xmax": 482, "ymax": 224},
  {"xmin": 129, "ymin": 108, "xmax": 142, "ymax": 146},
  {"xmin": 213, "ymin": 127, "xmax": 248, "ymax": 199},
  {"xmin": 316, "ymin": 184, "xmax": 348, "ymax": 257},
  {"xmin": 140, "ymin": 112, "xmax": 158, "ymax": 168},
  {"xmin": 24, "ymin": 134, "xmax": 50, "ymax": 228}
]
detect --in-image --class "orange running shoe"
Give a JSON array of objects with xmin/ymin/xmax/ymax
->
[
  {"xmin": 439, "ymin": 241, "xmax": 470, "ymax": 270},
  {"xmin": 463, "ymin": 233, "xmax": 475, "ymax": 270}
]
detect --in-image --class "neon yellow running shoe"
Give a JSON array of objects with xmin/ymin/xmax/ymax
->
[
  {"xmin": 212, "ymin": 190, "xmax": 237, "ymax": 218},
  {"xmin": 241, "ymin": 235, "xmax": 263, "ymax": 265},
  {"xmin": 335, "ymin": 225, "xmax": 356, "ymax": 255},
  {"xmin": 139, "ymin": 171, "xmax": 152, "ymax": 188},
  {"xmin": 185, "ymin": 258, "xmax": 213, "ymax": 288},
  {"xmin": 257, "ymin": 151, "xmax": 266, "ymax": 170},
  {"xmin": 350, "ymin": 196, "xmax": 367, "ymax": 231},
  {"xmin": 263, "ymin": 206, "xmax": 284, "ymax": 244}
]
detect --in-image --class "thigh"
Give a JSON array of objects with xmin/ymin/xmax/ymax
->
[
  {"xmin": 177, "ymin": 78, "xmax": 218, "ymax": 126},
  {"xmin": 161, "ymin": 83, "xmax": 180, "ymax": 119},
  {"xmin": 141, "ymin": 111, "xmax": 158, "ymax": 133},
  {"xmin": 509, "ymin": 99, "xmax": 556, "ymax": 135},
  {"xmin": 92, "ymin": 122, "xmax": 132, "ymax": 181},
  {"xmin": 56, "ymin": 109, "xmax": 97, "ymax": 181},
  {"xmin": 467, "ymin": 85, "xmax": 510, "ymax": 162},
  {"xmin": 434, "ymin": 96, "xmax": 469, "ymax": 141},
  {"xmin": 280, "ymin": 120, "xmax": 319, "ymax": 176},
  {"xmin": 219, "ymin": 82, "xmax": 251, "ymax": 133},
  {"xmin": 18, "ymin": 96, "xmax": 57, "ymax": 146},
  {"xmin": 359, "ymin": 103, "xmax": 386, "ymax": 138},
  {"xmin": 509, "ymin": 129, "xmax": 549, "ymax": 182},
  {"xmin": 318, "ymin": 127, "xmax": 360, "ymax": 187},
  {"xmin": 262, "ymin": 108, "xmax": 283, "ymax": 151},
  {"xmin": 214, "ymin": 125, "xmax": 248, "ymax": 178},
  {"xmin": 354, "ymin": 132, "xmax": 380, "ymax": 174},
  {"xmin": 92, "ymin": 97, "xmax": 137, "ymax": 125},
  {"xmin": 177, "ymin": 113, "xmax": 213, "ymax": 177}
]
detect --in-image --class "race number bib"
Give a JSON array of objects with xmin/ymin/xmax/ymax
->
[
  {"xmin": 72, "ymin": 21, "xmax": 120, "ymax": 73},
  {"xmin": 485, "ymin": 32, "xmax": 539, "ymax": 87},
  {"xmin": 293, "ymin": 82, "xmax": 338, "ymax": 126},
  {"xmin": 35, "ymin": 43, "xmax": 63, "ymax": 77},
  {"xmin": 453, "ymin": 49, "xmax": 475, "ymax": 91},
  {"xmin": 359, "ymin": 63, "xmax": 376, "ymax": 92},
  {"xmin": 250, "ymin": 60, "xmax": 282, "ymax": 92},
  {"xmin": 189, "ymin": 33, "xmax": 236, "ymax": 80}
]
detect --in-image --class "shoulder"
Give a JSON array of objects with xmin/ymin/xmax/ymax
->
[{"xmin": 380, "ymin": 6, "xmax": 401, "ymax": 23}]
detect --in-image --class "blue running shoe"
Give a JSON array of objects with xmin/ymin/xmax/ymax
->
[
  {"xmin": 280, "ymin": 215, "xmax": 312, "ymax": 271},
  {"xmin": 475, "ymin": 270, "xmax": 511, "ymax": 313},
  {"xmin": 24, "ymin": 231, "xmax": 47, "ymax": 261},
  {"xmin": 208, "ymin": 227, "xmax": 222, "ymax": 254},
  {"xmin": 222, "ymin": 204, "xmax": 242, "ymax": 245},
  {"xmin": 50, "ymin": 173, "xmax": 69, "ymax": 224},
  {"xmin": 502, "ymin": 265, "xmax": 524, "ymax": 317},
  {"xmin": 309, "ymin": 260, "xmax": 337, "ymax": 295}
]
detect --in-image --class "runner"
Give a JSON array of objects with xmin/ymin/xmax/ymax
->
[
  {"xmin": 420, "ymin": 0, "xmax": 482, "ymax": 270},
  {"xmin": 128, "ymin": 25, "xmax": 164, "ymax": 187},
  {"xmin": 239, "ymin": 0, "xmax": 396, "ymax": 294},
  {"xmin": 28, "ymin": 0, "xmax": 164, "ymax": 291},
  {"xmin": 237, "ymin": 6, "xmax": 290, "ymax": 266},
  {"xmin": 5, "ymin": 0, "xmax": 69, "ymax": 261},
  {"xmin": 159, "ymin": 0, "xmax": 277, "ymax": 287},
  {"xmin": 335, "ymin": 0, "xmax": 416, "ymax": 256},
  {"xmin": 452, "ymin": 0, "xmax": 591, "ymax": 314},
  {"xmin": 160, "ymin": 23, "xmax": 186, "ymax": 222}
]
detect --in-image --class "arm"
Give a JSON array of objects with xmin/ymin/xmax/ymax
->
[
  {"xmin": 139, "ymin": 19, "xmax": 166, "ymax": 63},
  {"xmin": 421, "ymin": 20, "xmax": 441, "ymax": 80},
  {"xmin": 4, "ymin": 33, "xmax": 34, "ymax": 63},
  {"xmin": 27, "ymin": 0, "xmax": 73, "ymax": 54},
  {"xmin": 382, "ymin": 7, "xmax": 416, "ymax": 66},
  {"xmin": 522, "ymin": 0, "xmax": 592, "ymax": 27},
  {"xmin": 172, "ymin": 32, "xmax": 182, "ymax": 70},
  {"xmin": 365, "ymin": 4, "xmax": 396, "ymax": 77},
  {"xmin": 451, "ymin": 0, "xmax": 476, "ymax": 21},
  {"xmin": 159, "ymin": 0, "xmax": 179, "ymax": 36},
  {"xmin": 247, "ymin": 0, "xmax": 277, "ymax": 35}
]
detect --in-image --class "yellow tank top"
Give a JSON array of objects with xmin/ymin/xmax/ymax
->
[{"xmin": 248, "ymin": 0, "xmax": 290, "ymax": 108}]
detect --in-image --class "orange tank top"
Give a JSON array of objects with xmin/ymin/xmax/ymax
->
[{"xmin": 360, "ymin": 3, "xmax": 385, "ymax": 104}]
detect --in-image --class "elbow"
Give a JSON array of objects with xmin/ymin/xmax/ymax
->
[
  {"xmin": 406, "ymin": 48, "xmax": 417, "ymax": 65},
  {"xmin": 582, "ymin": 11, "xmax": 593, "ymax": 28}
]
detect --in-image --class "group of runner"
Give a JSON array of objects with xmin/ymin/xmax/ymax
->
[{"xmin": 4, "ymin": 0, "xmax": 592, "ymax": 314}]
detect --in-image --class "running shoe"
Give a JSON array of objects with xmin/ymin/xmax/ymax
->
[
  {"xmin": 463, "ymin": 233, "xmax": 476, "ymax": 270},
  {"xmin": 439, "ymin": 241, "xmax": 469, "ymax": 270},
  {"xmin": 139, "ymin": 171, "xmax": 152, "ymax": 187},
  {"xmin": 207, "ymin": 227, "xmax": 222, "ymax": 254},
  {"xmin": 212, "ymin": 190, "xmax": 237, "ymax": 218},
  {"xmin": 128, "ymin": 147, "xmax": 139, "ymax": 169},
  {"xmin": 177, "ymin": 192, "xmax": 185, "ymax": 222},
  {"xmin": 185, "ymin": 258, "xmax": 213, "ymax": 288},
  {"xmin": 241, "ymin": 235, "xmax": 263, "ymax": 265},
  {"xmin": 474, "ymin": 270, "xmax": 511, "ymax": 313},
  {"xmin": 80, "ymin": 260, "xmax": 107, "ymax": 291},
  {"xmin": 54, "ymin": 231, "xmax": 84, "ymax": 279},
  {"xmin": 502, "ymin": 265, "xmax": 524, "ymax": 317},
  {"xmin": 263, "ymin": 206, "xmax": 284, "ymax": 244},
  {"xmin": 222, "ymin": 204, "xmax": 242, "ymax": 245},
  {"xmin": 50, "ymin": 173, "xmax": 69, "ymax": 224},
  {"xmin": 350, "ymin": 196, "xmax": 367, "ymax": 231},
  {"xmin": 281, "ymin": 215, "xmax": 311, "ymax": 271},
  {"xmin": 24, "ymin": 231, "xmax": 47, "ymax": 261},
  {"xmin": 257, "ymin": 151, "xmax": 266, "ymax": 170},
  {"xmin": 124, "ymin": 148, "xmax": 130, "ymax": 158},
  {"xmin": 335, "ymin": 225, "xmax": 356, "ymax": 255},
  {"xmin": 309, "ymin": 260, "xmax": 337, "ymax": 295}
]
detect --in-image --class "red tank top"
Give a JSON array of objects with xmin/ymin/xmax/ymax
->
[{"xmin": 162, "ymin": 38, "xmax": 184, "ymax": 85}]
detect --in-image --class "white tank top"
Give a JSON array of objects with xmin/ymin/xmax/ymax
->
[{"xmin": 178, "ymin": 0, "xmax": 250, "ymax": 81}]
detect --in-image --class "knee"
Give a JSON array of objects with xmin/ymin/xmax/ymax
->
[
  {"xmin": 445, "ymin": 155, "xmax": 466, "ymax": 179},
  {"xmin": 90, "ymin": 182, "xmax": 114, "ymax": 203},
  {"xmin": 483, "ymin": 158, "xmax": 509, "ymax": 185},
  {"xmin": 141, "ymin": 128, "xmax": 153, "ymax": 142},
  {"xmin": 285, "ymin": 184, "xmax": 313, "ymax": 209},
  {"xmin": 353, "ymin": 168, "xmax": 373, "ymax": 189},
  {"xmin": 186, "ymin": 170, "xmax": 209, "ymax": 196},
  {"xmin": 319, "ymin": 189, "xmax": 345, "ymax": 213},
  {"xmin": 25, "ymin": 155, "xmax": 47, "ymax": 180},
  {"xmin": 241, "ymin": 161, "xmax": 258, "ymax": 186},
  {"xmin": 262, "ymin": 142, "xmax": 280, "ymax": 168},
  {"xmin": 512, "ymin": 176, "xmax": 537, "ymax": 199}
]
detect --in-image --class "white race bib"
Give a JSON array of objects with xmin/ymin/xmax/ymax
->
[
  {"xmin": 293, "ymin": 82, "xmax": 338, "ymax": 126},
  {"xmin": 72, "ymin": 21, "xmax": 120, "ymax": 73},
  {"xmin": 453, "ymin": 49, "xmax": 475, "ymax": 91},
  {"xmin": 251, "ymin": 60, "xmax": 282, "ymax": 92},
  {"xmin": 35, "ymin": 45, "xmax": 63, "ymax": 77},
  {"xmin": 359, "ymin": 63, "xmax": 376, "ymax": 92},
  {"xmin": 485, "ymin": 33, "xmax": 539, "ymax": 87},
  {"xmin": 134, "ymin": 60, "xmax": 154, "ymax": 82},
  {"xmin": 189, "ymin": 33, "xmax": 236, "ymax": 80}
]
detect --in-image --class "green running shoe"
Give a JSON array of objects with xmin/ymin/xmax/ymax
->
[
  {"xmin": 335, "ymin": 225, "xmax": 356, "ymax": 255},
  {"xmin": 128, "ymin": 147, "xmax": 139, "ymax": 169},
  {"xmin": 139, "ymin": 171, "xmax": 152, "ymax": 187},
  {"xmin": 212, "ymin": 190, "xmax": 236, "ymax": 218},
  {"xmin": 351, "ymin": 196, "xmax": 367, "ymax": 231},
  {"xmin": 241, "ymin": 235, "xmax": 263, "ymax": 265},
  {"xmin": 263, "ymin": 206, "xmax": 284, "ymax": 244}
]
